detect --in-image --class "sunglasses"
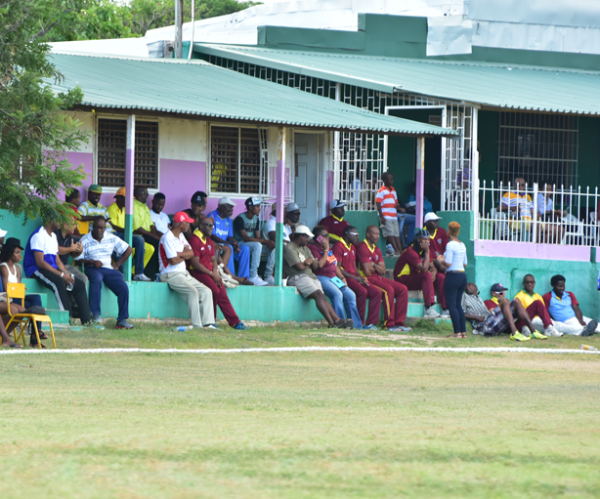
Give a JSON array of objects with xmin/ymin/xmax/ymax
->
[
  {"xmin": 202, "ymin": 223, "xmax": 214, "ymax": 228},
  {"xmin": 349, "ymin": 232, "xmax": 359, "ymax": 236}
]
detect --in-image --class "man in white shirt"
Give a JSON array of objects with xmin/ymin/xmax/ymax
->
[
  {"xmin": 263, "ymin": 202, "xmax": 295, "ymax": 243},
  {"xmin": 150, "ymin": 192, "xmax": 171, "ymax": 236},
  {"xmin": 159, "ymin": 212, "xmax": 216, "ymax": 329},
  {"xmin": 76, "ymin": 217, "xmax": 134, "ymax": 330}
]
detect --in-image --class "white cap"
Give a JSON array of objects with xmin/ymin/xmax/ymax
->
[
  {"xmin": 294, "ymin": 225, "xmax": 314, "ymax": 238},
  {"xmin": 424, "ymin": 212, "xmax": 442, "ymax": 223},
  {"xmin": 329, "ymin": 200, "xmax": 347, "ymax": 210},
  {"xmin": 218, "ymin": 196, "xmax": 235, "ymax": 206},
  {"xmin": 0, "ymin": 229, "xmax": 6, "ymax": 238}
]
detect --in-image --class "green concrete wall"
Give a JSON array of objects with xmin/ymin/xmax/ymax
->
[{"xmin": 344, "ymin": 211, "xmax": 386, "ymax": 252}]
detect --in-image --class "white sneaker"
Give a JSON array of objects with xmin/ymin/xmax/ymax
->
[
  {"xmin": 133, "ymin": 274, "xmax": 151, "ymax": 281},
  {"xmin": 521, "ymin": 325, "xmax": 531, "ymax": 337},
  {"xmin": 265, "ymin": 276, "xmax": 275, "ymax": 286},
  {"xmin": 544, "ymin": 325, "xmax": 563, "ymax": 337},
  {"xmin": 440, "ymin": 309, "xmax": 450, "ymax": 318},
  {"xmin": 423, "ymin": 307, "xmax": 440, "ymax": 318},
  {"xmin": 249, "ymin": 275, "xmax": 268, "ymax": 286}
]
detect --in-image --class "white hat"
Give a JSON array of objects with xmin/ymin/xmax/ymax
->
[
  {"xmin": 424, "ymin": 212, "xmax": 442, "ymax": 223},
  {"xmin": 329, "ymin": 200, "xmax": 347, "ymax": 210},
  {"xmin": 0, "ymin": 229, "xmax": 6, "ymax": 238},
  {"xmin": 294, "ymin": 225, "xmax": 314, "ymax": 238},
  {"xmin": 218, "ymin": 196, "xmax": 235, "ymax": 206}
]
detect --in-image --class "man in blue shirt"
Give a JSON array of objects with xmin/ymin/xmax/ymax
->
[{"xmin": 206, "ymin": 197, "xmax": 250, "ymax": 278}]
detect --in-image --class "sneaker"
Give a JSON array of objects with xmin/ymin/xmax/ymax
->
[
  {"xmin": 531, "ymin": 330, "xmax": 548, "ymax": 340},
  {"xmin": 204, "ymin": 324, "xmax": 218, "ymax": 330},
  {"xmin": 233, "ymin": 322, "xmax": 250, "ymax": 330},
  {"xmin": 92, "ymin": 315, "xmax": 103, "ymax": 324},
  {"xmin": 520, "ymin": 325, "xmax": 531, "ymax": 337},
  {"xmin": 423, "ymin": 307, "xmax": 440, "ymax": 319},
  {"xmin": 396, "ymin": 325, "xmax": 413, "ymax": 332},
  {"xmin": 440, "ymin": 309, "xmax": 450, "ymax": 318},
  {"xmin": 582, "ymin": 318, "xmax": 599, "ymax": 337},
  {"xmin": 249, "ymin": 275, "xmax": 268, "ymax": 286},
  {"xmin": 265, "ymin": 276, "xmax": 275, "ymax": 286},
  {"xmin": 133, "ymin": 274, "xmax": 151, "ymax": 282},
  {"xmin": 116, "ymin": 319, "xmax": 134, "ymax": 330},
  {"xmin": 362, "ymin": 324, "xmax": 378, "ymax": 331},
  {"xmin": 544, "ymin": 325, "xmax": 563, "ymax": 337},
  {"xmin": 84, "ymin": 321, "xmax": 104, "ymax": 331},
  {"xmin": 510, "ymin": 331, "xmax": 531, "ymax": 342}
]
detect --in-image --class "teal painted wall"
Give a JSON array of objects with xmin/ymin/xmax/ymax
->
[{"xmin": 344, "ymin": 211, "xmax": 386, "ymax": 252}]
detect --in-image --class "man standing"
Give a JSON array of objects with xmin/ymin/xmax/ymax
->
[
  {"xmin": 23, "ymin": 216, "xmax": 92, "ymax": 326},
  {"xmin": 76, "ymin": 217, "xmax": 134, "ymax": 329},
  {"xmin": 356, "ymin": 226, "xmax": 411, "ymax": 332},
  {"xmin": 188, "ymin": 217, "xmax": 249, "ymax": 330},
  {"xmin": 333, "ymin": 225, "xmax": 380, "ymax": 331},
  {"xmin": 318, "ymin": 200, "xmax": 349, "ymax": 243},
  {"xmin": 108, "ymin": 187, "xmax": 152, "ymax": 281},
  {"xmin": 54, "ymin": 222, "xmax": 88, "ymax": 285},
  {"xmin": 133, "ymin": 186, "xmax": 162, "ymax": 273},
  {"xmin": 376, "ymin": 173, "xmax": 402, "ymax": 256},
  {"xmin": 233, "ymin": 197, "xmax": 274, "ymax": 286},
  {"xmin": 514, "ymin": 274, "xmax": 561, "ymax": 337},
  {"xmin": 77, "ymin": 184, "xmax": 112, "ymax": 234},
  {"xmin": 159, "ymin": 212, "xmax": 216, "ymax": 329},
  {"xmin": 207, "ymin": 197, "xmax": 250, "ymax": 279}
]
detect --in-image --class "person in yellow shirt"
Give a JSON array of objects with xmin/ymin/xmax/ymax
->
[
  {"xmin": 513, "ymin": 274, "xmax": 559, "ymax": 337},
  {"xmin": 133, "ymin": 186, "xmax": 162, "ymax": 279},
  {"xmin": 108, "ymin": 187, "xmax": 153, "ymax": 281}
]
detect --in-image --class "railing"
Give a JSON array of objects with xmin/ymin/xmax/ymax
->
[{"xmin": 476, "ymin": 181, "xmax": 600, "ymax": 246}]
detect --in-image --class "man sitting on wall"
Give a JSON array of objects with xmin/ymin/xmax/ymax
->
[
  {"xmin": 233, "ymin": 197, "xmax": 275, "ymax": 286},
  {"xmin": 283, "ymin": 226, "xmax": 353, "ymax": 329},
  {"xmin": 513, "ymin": 274, "xmax": 561, "ymax": 337},
  {"xmin": 76, "ymin": 217, "xmax": 134, "ymax": 330},
  {"xmin": 394, "ymin": 229, "xmax": 448, "ymax": 319},
  {"xmin": 318, "ymin": 200, "xmax": 349, "ymax": 243},
  {"xmin": 148, "ymin": 192, "xmax": 171, "ymax": 278},
  {"xmin": 133, "ymin": 186, "xmax": 162, "ymax": 277},
  {"xmin": 108, "ymin": 187, "xmax": 153, "ymax": 281},
  {"xmin": 332, "ymin": 225, "xmax": 380, "ymax": 331},
  {"xmin": 183, "ymin": 191, "xmax": 208, "ymax": 240},
  {"xmin": 542, "ymin": 275, "xmax": 599, "ymax": 336},
  {"xmin": 54, "ymin": 221, "xmax": 87, "ymax": 285},
  {"xmin": 356, "ymin": 225, "xmax": 411, "ymax": 332},
  {"xmin": 263, "ymin": 202, "xmax": 297, "ymax": 244},
  {"xmin": 424, "ymin": 213, "xmax": 448, "ymax": 258},
  {"xmin": 77, "ymin": 184, "xmax": 112, "ymax": 235}
]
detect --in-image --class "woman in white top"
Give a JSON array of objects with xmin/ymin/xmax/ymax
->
[{"xmin": 440, "ymin": 222, "xmax": 468, "ymax": 338}]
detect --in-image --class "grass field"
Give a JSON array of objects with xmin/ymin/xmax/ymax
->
[{"xmin": 1, "ymin": 323, "xmax": 600, "ymax": 498}]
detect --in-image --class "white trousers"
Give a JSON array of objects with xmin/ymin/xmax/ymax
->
[{"xmin": 532, "ymin": 315, "xmax": 599, "ymax": 336}]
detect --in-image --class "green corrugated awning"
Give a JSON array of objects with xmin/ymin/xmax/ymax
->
[
  {"xmin": 48, "ymin": 53, "xmax": 457, "ymax": 137},
  {"xmin": 194, "ymin": 44, "xmax": 600, "ymax": 116}
]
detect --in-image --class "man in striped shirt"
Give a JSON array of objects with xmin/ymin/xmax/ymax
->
[
  {"xmin": 76, "ymin": 217, "xmax": 134, "ymax": 330},
  {"xmin": 376, "ymin": 173, "xmax": 402, "ymax": 256}
]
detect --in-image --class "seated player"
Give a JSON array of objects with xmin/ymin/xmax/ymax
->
[
  {"xmin": 513, "ymin": 274, "xmax": 560, "ymax": 337},
  {"xmin": 318, "ymin": 200, "xmax": 349, "ymax": 243}
]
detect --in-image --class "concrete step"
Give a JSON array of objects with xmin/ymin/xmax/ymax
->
[{"xmin": 46, "ymin": 309, "xmax": 70, "ymax": 325}]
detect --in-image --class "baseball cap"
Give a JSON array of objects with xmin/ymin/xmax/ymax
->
[
  {"xmin": 114, "ymin": 187, "xmax": 126, "ymax": 197},
  {"xmin": 491, "ymin": 283, "xmax": 508, "ymax": 293},
  {"xmin": 0, "ymin": 228, "xmax": 7, "ymax": 238},
  {"xmin": 173, "ymin": 211, "xmax": 195, "ymax": 224},
  {"xmin": 285, "ymin": 202, "xmax": 300, "ymax": 213},
  {"xmin": 88, "ymin": 184, "xmax": 102, "ymax": 194},
  {"xmin": 330, "ymin": 200, "xmax": 347, "ymax": 210},
  {"xmin": 294, "ymin": 225, "xmax": 314, "ymax": 238},
  {"xmin": 218, "ymin": 196, "xmax": 235, "ymax": 206},
  {"xmin": 245, "ymin": 197, "xmax": 261, "ymax": 207},
  {"xmin": 424, "ymin": 212, "xmax": 442, "ymax": 223},
  {"xmin": 191, "ymin": 191, "xmax": 207, "ymax": 205},
  {"xmin": 415, "ymin": 229, "xmax": 429, "ymax": 239}
]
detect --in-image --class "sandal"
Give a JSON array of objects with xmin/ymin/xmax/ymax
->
[
  {"xmin": 445, "ymin": 333, "xmax": 462, "ymax": 338},
  {"xmin": 2, "ymin": 342, "xmax": 23, "ymax": 348}
]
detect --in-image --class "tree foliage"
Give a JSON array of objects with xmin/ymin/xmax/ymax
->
[{"xmin": 0, "ymin": 0, "xmax": 88, "ymax": 221}]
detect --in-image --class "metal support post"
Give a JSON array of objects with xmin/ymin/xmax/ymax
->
[
  {"xmin": 274, "ymin": 126, "xmax": 288, "ymax": 286},
  {"xmin": 415, "ymin": 136, "xmax": 425, "ymax": 229},
  {"xmin": 124, "ymin": 115, "xmax": 135, "ymax": 283}
]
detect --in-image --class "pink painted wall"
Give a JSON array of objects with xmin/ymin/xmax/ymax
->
[
  {"xmin": 474, "ymin": 240, "xmax": 591, "ymax": 262},
  {"xmin": 159, "ymin": 159, "xmax": 206, "ymax": 214}
]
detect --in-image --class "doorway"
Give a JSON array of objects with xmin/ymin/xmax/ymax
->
[{"xmin": 294, "ymin": 133, "xmax": 320, "ymax": 228}]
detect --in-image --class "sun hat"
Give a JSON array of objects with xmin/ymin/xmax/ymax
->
[
  {"xmin": 424, "ymin": 212, "xmax": 442, "ymax": 223},
  {"xmin": 294, "ymin": 225, "xmax": 315, "ymax": 238}
]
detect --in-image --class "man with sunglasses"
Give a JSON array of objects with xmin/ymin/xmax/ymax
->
[
  {"xmin": 514, "ymin": 274, "xmax": 561, "ymax": 337},
  {"xmin": 188, "ymin": 217, "xmax": 249, "ymax": 330}
]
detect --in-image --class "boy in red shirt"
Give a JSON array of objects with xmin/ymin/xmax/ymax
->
[{"xmin": 356, "ymin": 225, "xmax": 411, "ymax": 331}]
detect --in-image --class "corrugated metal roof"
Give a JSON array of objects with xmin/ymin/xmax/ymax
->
[
  {"xmin": 49, "ymin": 53, "xmax": 457, "ymax": 136},
  {"xmin": 194, "ymin": 44, "xmax": 600, "ymax": 115}
]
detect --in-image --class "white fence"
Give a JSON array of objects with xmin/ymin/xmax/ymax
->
[{"xmin": 476, "ymin": 181, "xmax": 600, "ymax": 246}]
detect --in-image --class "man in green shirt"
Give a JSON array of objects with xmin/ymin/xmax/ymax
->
[
  {"xmin": 133, "ymin": 186, "xmax": 161, "ymax": 278},
  {"xmin": 283, "ymin": 225, "xmax": 352, "ymax": 329}
]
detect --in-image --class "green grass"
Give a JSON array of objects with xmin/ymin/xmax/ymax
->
[{"xmin": 1, "ymin": 324, "xmax": 600, "ymax": 498}]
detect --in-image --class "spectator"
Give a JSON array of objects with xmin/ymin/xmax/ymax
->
[
  {"xmin": 54, "ymin": 222, "xmax": 88, "ymax": 285},
  {"xmin": 263, "ymin": 202, "xmax": 295, "ymax": 243},
  {"xmin": 0, "ymin": 317, "xmax": 21, "ymax": 348},
  {"xmin": 65, "ymin": 188, "xmax": 82, "ymax": 236},
  {"xmin": 499, "ymin": 177, "xmax": 533, "ymax": 240},
  {"xmin": 318, "ymin": 200, "xmax": 349, "ymax": 243},
  {"xmin": 76, "ymin": 217, "xmax": 134, "ymax": 330},
  {"xmin": 483, "ymin": 284, "xmax": 538, "ymax": 341},
  {"xmin": 150, "ymin": 193, "xmax": 171, "ymax": 236},
  {"xmin": 23, "ymin": 216, "xmax": 92, "ymax": 327},
  {"xmin": 308, "ymin": 225, "xmax": 363, "ymax": 329},
  {"xmin": 542, "ymin": 275, "xmax": 599, "ymax": 336},
  {"xmin": 406, "ymin": 182, "xmax": 434, "ymax": 217},
  {"xmin": 108, "ymin": 187, "xmax": 152, "ymax": 281},
  {"xmin": 207, "ymin": 197, "xmax": 250, "ymax": 279},
  {"xmin": 133, "ymin": 186, "xmax": 162, "ymax": 273},
  {"xmin": 513, "ymin": 274, "xmax": 560, "ymax": 337},
  {"xmin": 536, "ymin": 182, "xmax": 564, "ymax": 244},
  {"xmin": 0, "ymin": 227, "xmax": 6, "ymax": 246},
  {"xmin": 439, "ymin": 222, "xmax": 467, "ymax": 338},
  {"xmin": 283, "ymin": 226, "xmax": 353, "ymax": 329},
  {"xmin": 397, "ymin": 200, "xmax": 416, "ymax": 247},
  {"xmin": 188, "ymin": 216, "xmax": 249, "ymax": 330},
  {"xmin": 332, "ymin": 226, "xmax": 380, "ymax": 331},
  {"xmin": 375, "ymin": 172, "xmax": 402, "ymax": 257},
  {"xmin": 424, "ymin": 213, "xmax": 448, "ymax": 257},
  {"xmin": 394, "ymin": 229, "xmax": 447, "ymax": 319},
  {"xmin": 356, "ymin": 226, "xmax": 411, "ymax": 332},
  {"xmin": 285, "ymin": 203, "xmax": 301, "ymax": 235},
  {"xmin": 233, "ymin": 197, "xmax": 274, "ymax": 286},
  {"xmin": 77, "ymin": 185, "xmax": 112, "ymax": 234},
  {"xmin": 158, "ymin": 212, "xmax": 216, "ymax": 329},
  {"xmin": 183, "ymin": 191, "xmax": 208, "ymax": 239}
]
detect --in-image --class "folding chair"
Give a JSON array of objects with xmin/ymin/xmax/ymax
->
[{"xmin": 5, "ymin": 283, "xmax": 56, "ymax": 349}]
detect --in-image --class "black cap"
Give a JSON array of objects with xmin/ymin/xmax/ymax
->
[
  {"xmin": 190, "ymin": 191, "xmax": 207, "ymax": 205},
  {"xmin": 491, "ymin": 283, "xmax": 508, "ymax": 293},
  {"xmin": 415, "ymin": 229, "xmax": 429, "ymax": 239},
  {"xmin": 245, "ymin": 197, "xmax": 261, "ymax": 207},
  {"xmin": 4, "ymin": 237, "xmax": 23, "ymax": 250}
]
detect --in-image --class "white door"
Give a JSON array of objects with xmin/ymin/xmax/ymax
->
[{"xmin": 294, "ymin": 134, "xmax": 320, "ymax": 228}]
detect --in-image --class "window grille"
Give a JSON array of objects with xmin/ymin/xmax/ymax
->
[
  {"xmin": 498, "ymin": 112, "xmax": 578, "ymax": 188},
  {"xmin": 97, "ymin": 119, "xmax": 158, "ymax": 189},
  {"xmin": 210, "ymin": 126, "xmax": 267, "ymax": 195}
]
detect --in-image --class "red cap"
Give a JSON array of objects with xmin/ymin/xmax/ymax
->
[{"xmin": 173, "ymin": 211, "xmax": 195, "ymax": 224}]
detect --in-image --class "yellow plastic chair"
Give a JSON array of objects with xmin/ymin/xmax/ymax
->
[{"xmin": 6, "ymin": 283, "xmax": 56, "ymax": 349}]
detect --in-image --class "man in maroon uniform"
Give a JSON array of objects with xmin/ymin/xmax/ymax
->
[
  {"xmin": 318, "ymin": 200, "xmax": 349, "ymax": 243},
  {"xmin": 332, "ymin": 225, "xmax": 380, "ymax": 330},
  {"xmin": 356, "ymin": 226, "xmax": 411, "ymax": 332},
  {"xmin": 424, "ymin": 213, "xmax": 448, "ymax": 260},
  {"xmin": 188, "ymin": 217, "xmax": 249, "ymax": 330}
]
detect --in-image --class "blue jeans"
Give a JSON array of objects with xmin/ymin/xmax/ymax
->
[
  {"xmin": 225, "ymin": 243, "xmax": 250, "ymax": 278},
  {"xmin": 85, "ymin": 266, "xmax": 130, "ymax": 322},
  {"xmin": 398, "ymin": 213, "xmax": 416, "ymax": 245},
  {"xmin": 262, "ymin": 245, "xmax": 275, "ymax": 279},
  {"xmin": 115, "ymin": 232, "xmax": 145, "ymax": 276},
  {"xmin": 240, "ymin": 241, "xmax": 262, "ymax": 279},
  {"xmin": 443, "ymin": 272, "xmax": 467, "ymax": 334},
  {"xmin": 317, "ymin": 275, "xmax": 363, "ymax": 328}
]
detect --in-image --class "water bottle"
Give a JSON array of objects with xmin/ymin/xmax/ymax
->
[
  {"xmin": 580, "ymin": 344, "xmax": 598, "ymax": 351},
  {"xmin": 171, "ymin": 325, "xmax": 194, "ymax": 332},
  {"xmin": 66, "ymin": 273, "xmax": 75, "ymax": 292}
]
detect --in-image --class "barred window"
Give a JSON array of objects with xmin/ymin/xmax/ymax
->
[
  {"xmin": 210, "ymin": 126, "xmax": 267, "ymax": 194},
  {"xmin": 97, "ymin": 119, "xmax": 158, "ymax": 189}
]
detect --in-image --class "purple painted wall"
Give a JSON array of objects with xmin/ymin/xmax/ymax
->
[
  {"xmin": 159, "ymin": 159, "xmax": 206, "ymax": 214},
  {"xmin": 326, "ymin": 171, "xmax": 334, "ymax": 214},
  {"xmin": 474, "ymin": 239, "xmax": 591, "ymax": 262}
]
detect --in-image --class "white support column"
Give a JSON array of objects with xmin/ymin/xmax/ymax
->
[
  {"xmin": 415, "ymin": 137, "xmax": 425, "ymax": 229},
  {"xmin": 333, "ymin": 83, "xmax": 341, "ymax": 202},
  {"xmin": 471, "ymin": 107, "xmax": 479, "ymax": 238},
  {"xmin": 123, "ymin": 115, "xmax": 135, "ymax": 283},
  {"xmin": 274, "ymin": 126, "xmax": 288, "ymax": 286}
]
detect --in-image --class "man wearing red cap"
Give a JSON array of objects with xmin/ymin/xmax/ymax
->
[{"xmin": 158, "ymin": 212, "xmax": 216, "ymax": 329}]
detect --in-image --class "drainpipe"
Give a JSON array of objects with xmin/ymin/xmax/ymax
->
[
  {"xmin": 415, "ymin": 136, "xmax": 425, "ymax": 229},
  {"xmin": 174, "ymin": 0, "xmax": 183, "ymax": 58},
  {"xmin": 274, "ymin": 126, "xmax": 288, "ymax": 286},
  {"xmin": 123, "ymin": 115, "xmax": 135, "ymax": 283}
]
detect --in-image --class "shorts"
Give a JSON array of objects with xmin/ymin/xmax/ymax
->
[
  {"xmin": 474, "ymin": 300, "xmax": 516, "ymax": 336},
  {"xmin": 287, "ymin": 274, "xmax": 323, "ymax": 298},
  {"xmin": 381, "ymin": 218, "xmax": 400, "ymax": 238}
]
